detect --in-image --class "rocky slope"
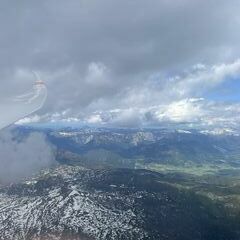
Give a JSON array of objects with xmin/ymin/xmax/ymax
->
[{"xmin": 0, "ymin": 166, "xmax": 239, "ymax": 240}]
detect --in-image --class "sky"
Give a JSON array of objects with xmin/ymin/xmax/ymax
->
[{"xmin": 1, "ymin": 0, "xmax": 240, "ymax": 129}]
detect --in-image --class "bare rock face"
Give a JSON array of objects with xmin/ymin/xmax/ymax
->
[{"xmin": 0, "ymin": 166, "xmax": 238, "ymax": 240}]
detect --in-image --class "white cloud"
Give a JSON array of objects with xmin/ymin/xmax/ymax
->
[
  {"xmin": 86, "ymin": 114, "xmax": 103, "ymax": 124},
  {"xmin": 16, "ymin": 115, "xmax": 41, "ymax": 125},
  {"xmin": 169, "ymin": 59, "xmax": 240, "ymax": 98},
  {"xmin": 16, "ymin": 98, "xmax": 240, "ymax": 130},
  {"xmin": 154, "ymin": 98, "xmax": 205, "ymax": 122},
  {"xmin": 0, "ymin": 130, "xmax": 55, "ymax": 184},
  {"xmin": 13, "ymin": 60, "xmax": 240, "ymax": 129}
]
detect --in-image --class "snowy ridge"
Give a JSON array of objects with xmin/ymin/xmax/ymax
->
[{"xmin": 0, "ymin": 166, "xmax": 146, "ymax": 240}]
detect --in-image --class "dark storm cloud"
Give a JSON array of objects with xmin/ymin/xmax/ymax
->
[{"xmin": 0, "ymin": 0, "xmax": 240, "ymax": 122}]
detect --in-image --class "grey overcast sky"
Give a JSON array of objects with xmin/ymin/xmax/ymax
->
[{"xmin": 1, "ymin": 0, "xmax": 240, "ymax": 128}]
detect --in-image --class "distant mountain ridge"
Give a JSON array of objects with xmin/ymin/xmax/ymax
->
[{"xmin": 40, "ymin": 127, "xmax": 240, "ymax": 169}]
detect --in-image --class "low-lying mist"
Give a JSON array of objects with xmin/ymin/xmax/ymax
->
[{"xmin": 0, "ymin": 129, "xmax": 56, "ymax": 184}]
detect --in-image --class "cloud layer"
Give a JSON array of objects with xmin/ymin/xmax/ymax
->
[
  {"xmin": 0, "ymin": 0, "xmax": 240, "ymax": 128},
  {"xmin": 16, "ymin": 60, "xmax": 240, "ymax": 129}
]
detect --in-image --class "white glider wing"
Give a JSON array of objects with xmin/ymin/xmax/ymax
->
[{"xmin": 0, "ymin": 82, "xmax": 47, "ymax": 130}]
